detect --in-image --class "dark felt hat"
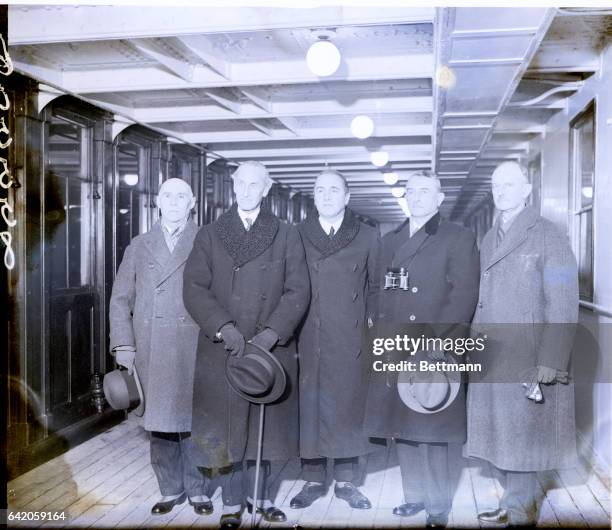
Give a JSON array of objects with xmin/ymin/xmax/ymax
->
[
  {"xmin": 103, "ymin": 366, "xmax": 145, "ymax": 416},
  {"xmin": 225, "ymin": 342, "xmax": 287, "ymax": 404}
]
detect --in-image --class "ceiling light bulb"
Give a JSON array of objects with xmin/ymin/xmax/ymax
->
[
  {"xmin": 351, "ymin": 115, "xmax": 374, "ymax": 139},
  {"xmin": 306, "ymin": 40, "xmax": 341, "ymax": 77},
  {"xmin": 123, "ymin": 173, "xmax": 139, "ymax": 186},
  {"xmin": 370, "ymin": 151, "xmax": 389, "ymax": 167},
  {"xmin": 383, "ymin": 172, "xmax": 399, "ymax": 185},
  {"xmin": 391, "ymin": 186, "xmax": 405, "ymax": 198}
]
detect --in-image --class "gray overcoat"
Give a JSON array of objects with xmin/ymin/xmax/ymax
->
[
  {"xmin": 297, "ymin": 209, "xmax": 381, "ymax": 459},
  {"xmin": 109, "ymin": 219, "xmax": 200, "ymax": 433},
  {"xmin": 183, "ymin": 205, "xmax": 310, "ymax": 468},
  {"xmin": 465, "ymin": 206, "xmax": 579, "ymax": 471}
]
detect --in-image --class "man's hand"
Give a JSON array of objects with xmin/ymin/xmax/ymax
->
[
  {"xmin": 114, "ymin": 349, "xmax": 136, "ymax": 375},
  {"xmin": 219, "ymin": 324, "xmax": 246, "ymax": 357},
  {"xmin": 251, "ymin": 328, "xmax": 279, "ymax": 351},
  {"xmin": 536, "ymin": 365, "xmax": 557, "ymax": 384}
]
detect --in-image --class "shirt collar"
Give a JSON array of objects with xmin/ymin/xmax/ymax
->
[
  {"xmin": 237, "ymin": 206, "xmax": 260, "ymax": 229},
  {"xmin": 318, "ymin": 211, "xmax": 345, "ymax": 235},
  {"xmin": 161, "ymin": 217, "xmax": 188, "ymax": 237},
  {"xmin": 409, "ymin": 210, "xmax": 437, "ymax": 236},
  {"xmin": 500, "ymin": 203, "xmax": 526, "ymax": 228}
]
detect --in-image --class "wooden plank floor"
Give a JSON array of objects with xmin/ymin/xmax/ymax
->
[{"xmin": 7, "ymin": 419, "xmax": 611, "ymax": 528}]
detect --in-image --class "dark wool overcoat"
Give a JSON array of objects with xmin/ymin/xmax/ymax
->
[
  {"xmin": 109, "ymin": 220, "xmax": 200, "ymax": 433},
  {"xmin": 183, "ymin": 205, "xmax": 310, "ymax": 468},
  {"xmin": 297, "ymin": 209, "xmax": 381, "ymax": 459},
  {"xmin": 465, "ymin": 206, "xmax": 579, "ymax": 472},
  {"xmin": 363, "ymin": 213, "xmax": 480, "ymax": 443}
]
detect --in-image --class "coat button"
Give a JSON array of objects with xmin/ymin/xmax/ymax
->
[
  {"xmin": 478, "ymin": 302, "xmax": 483, "ymax": 308},
  {"xmin": 179, "ymin": 316, "xmax": 185, "ymax": 322},
  {"xmin": 411, "ymin": 286, "xmax": 418, "ymax": 293},
  {"xmin": 155, "ymin": 287, "xmax": 162, "ymax": 293},
  {"xmin": 234, "ymin": 266, "xmax": 240, "ymax": 272},
  {"xmin": 261, "ymin": 264, "xmax": 267, "ymax": 270},
  {"xmin": 409, "ymin": 314, "xmax": 416, "ymax": 321},
  {"xmin": 483, "ymin": 271, "xmax": 489, "ymax": 277},
  {"xmin": 260, "ymin": 294, "xmax": 267, "ymax": 301}
]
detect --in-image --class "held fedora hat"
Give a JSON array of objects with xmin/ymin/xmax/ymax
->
[
  {"xmin": 397, "ymin": 356, "xmax": 461, "ymax": 414},
  {"xmin": 103, "ymin": 366, "xmax": 145, "ymax": 416},
  {"xmin": 225, "ymin": 342, "xmax": 287, "ymax": 404}
]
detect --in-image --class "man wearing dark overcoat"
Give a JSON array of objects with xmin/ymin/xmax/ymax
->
[
  {"xmin": 466, "ymin": 161, "xmax": 579, "ymax": 527},
  {"xmin": 364, "ymin": 171, "xmax": 480, "ymax": 527},
  {"xmin": 183, "ymin": 161, "xmax": 310, "ymax": 529},
  {"xmin": 109, "ymin": 178, "xmax": 212, "ymax": 516},
  {"xmin": 290, "ymin": 170, "xmax": 380, "ymax": 510}
]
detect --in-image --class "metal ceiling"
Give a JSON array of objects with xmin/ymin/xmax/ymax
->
[{"xmin": 8, "ymin": 6, "xmax": 610, "ymax": 223}]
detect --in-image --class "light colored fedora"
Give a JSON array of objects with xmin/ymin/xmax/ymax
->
[{"xmin": 397, "ymin": 356, "xmax": 461, "ymax": 414}]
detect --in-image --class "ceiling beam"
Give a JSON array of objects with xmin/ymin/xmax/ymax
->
[
  {"xmin": 9, "ymin": 6, "xmax": 434, "ymax": 45},
  {"xmin": 178, "ymin": 35, "xmax": 231, "ymax": 80},
  {"xmin": 130, "ymin": 39, "xmax": 194, "ymax": 82}
]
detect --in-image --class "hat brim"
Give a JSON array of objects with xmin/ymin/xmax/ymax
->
[
  {"xmin": 397, "ymin": 357, "xmax": 461, "ymax": 414},
  {"xmin": 225, "ymin": 342, "xmax": 287, "ymax": 404}
]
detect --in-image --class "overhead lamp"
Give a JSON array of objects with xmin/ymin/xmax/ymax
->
[
  {"xmin": 123, "ymin": 173, "xmax": 139, "ymax": 186},
  {"xmin": 370, "ymin": 151, "xmax": 389, "ymax": 167},
  {"xmin": 306, "ymin": 30, "xmax": 341, "ymax": 77},
  {"xmin": 391, "ymin": 186, "xmax": 405, "ymax": 198},
  {"xmin": 383, "ymin": 172, "xmax": 399, "ymax": 186},
  {"xmin": 397, "ymin": 197, "xmax": 410, "ymax": 217},
  {"xmin": 351, "ymin": 115, "xmax": 374, "ymax": 139}
]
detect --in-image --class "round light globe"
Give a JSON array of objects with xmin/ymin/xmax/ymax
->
[
  {"xmin": 391, "ymin": 186, "xmax": 405, "ymax": 198},
  {"xmin": 371, "ymin": 151, "xmax": 389, "ymax": 167},
  {"xmin": 123, "ymin": 173, "xmax": 139, "ymax": 186},
  {"xmin": 351, "ymin": 115, "xmax": 374, "ymax": 139},
  {"xmin": 383, "ymin": 172, "xmax": 399, "ymax": 185},
  {"xmin": 306, "ymin": 40, "xmax": 341, "ymax": 77}
]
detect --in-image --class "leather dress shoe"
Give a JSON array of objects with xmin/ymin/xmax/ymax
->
[
  {"xmin": 246, "ymin": 501, "xmax": 287, "ymax": 522},
  {"xmin": 334, "ymin": 483, "xmax": 372, "ymax": 509},
  {"xmin": 189, "ymin": 497, "xmax": 213, "ymax": 515},
  {"xmin": 426, "ymin": 512, "xmax": 449, "ymax": 528},
  {"xmin": 219, "ymin": 511, "xmax": 242, "ymax": 530},
  {"xmin": 151, "ymin": 492, "xmax": 186, "ymax": 515},
  {"xmin": 290, "ymin": 483, "xmax": 327, "ymax": 508},
  {"xmin": 393, "ymin": 502, "xmax": 425, "ymax": 517},
  {"xmin": 478, "ymin": 508, "xmax": 508, "ymax": 524}
]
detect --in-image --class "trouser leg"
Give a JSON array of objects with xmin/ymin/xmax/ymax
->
[
  {"xmin": 301, "ymin": 458, "xmax": 327, "ymax": 483},
  {"xmin": 149, "ymin": 431, "xmax": 185, "ymax": 496},
  {"xmin": 219, "ymin": 462, "xmax": 244, "ymax": 507},
  {"xmin": 332, "ymin": 457, "xmax": 359, "ymax": 483},
  {"xmin": 243, "ymin": 459, "xmax": 275, "ymax": 503},
  {"xmin": 499, "ymin": 470, "xmax": 537, "ymax": 525},
  {"xmin": 178, "ymin": 433, "xmax": 207, "ymax": 498},
  {"xmin": 395, "ymin": 439, "xmax": 450, "ymax": 515}
]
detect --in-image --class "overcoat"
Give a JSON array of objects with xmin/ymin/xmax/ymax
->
[
  {"xmin": 363, "ymin": 213, "xmax": 480, "ymax": 443},
  {"xmin": 465, "ymin": 206, "xmax": 579, "ymax": 472},
  {"xmin": 183, "ymin": 204, "xmax": 310, "ymax": 468},
  {"xmin": 297, "ymin": 209, "xmax": 380, "ymax": 459},
  {"xmin": 109, "ymin": 219, "xmax": 200, "ymax": 433}
]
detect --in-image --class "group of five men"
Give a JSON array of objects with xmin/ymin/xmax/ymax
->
[{"xmin": 109, "ymin": 159, "xmax": 578, "ymax": 529}]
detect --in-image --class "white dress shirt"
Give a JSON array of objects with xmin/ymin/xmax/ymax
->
[
  {"xmin": 237, "ymin": 206, "xmax": 260, "ymax": 230},
  {"xmin": 319, "ymin": 212, "xmax": 344, "ymax": 237}
]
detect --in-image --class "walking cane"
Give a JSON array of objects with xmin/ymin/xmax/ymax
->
[{"xmin": 251, "ymin": 403, "xmax": 265, "ymax": 528}]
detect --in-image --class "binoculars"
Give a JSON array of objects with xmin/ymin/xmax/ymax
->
[{"xmin": 383, "ymin": 267, "xmax": 410, "ymax": 290}]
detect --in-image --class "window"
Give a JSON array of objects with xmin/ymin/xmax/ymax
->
[{"xmin": 569, "ymin": 101, "xmax": 595, "ymax": 303}]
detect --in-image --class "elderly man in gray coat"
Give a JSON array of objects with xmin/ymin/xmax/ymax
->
[
  {"xmin": 109, "ymin": 178, "xmax": 211, "ymax": 517},
  {"xmin": 466, "ymin": 161, "xmax": 579, "ymax": 527}
]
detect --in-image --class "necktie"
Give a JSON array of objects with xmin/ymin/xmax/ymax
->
[
  {"xmin": 496, "ymin": 220, "xmax": 505, "ymax": 248},
  {"xmin": 328, "ymin": 226, "xmax": 335, "ymax": 238},
  {"xmin": 167, "ymin": 225, "xmax": 182, "ymax": 252},
  {"xmin": 245, "ymin": 218, "xmax": 253, "ymax": 231}
]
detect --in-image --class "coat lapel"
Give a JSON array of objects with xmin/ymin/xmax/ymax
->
[
  {"xmin": 214, "ymin": 204, "xmax": 280, "ymax": 267},
  {"xmin": 485, "ymin": 206, "xmax": 539, "ymax": 271},
  {"xmin": 157, "ymin": 219, "xmax": 199, "ymax": 286},
  {"xmin": 391, "ymin": 213, "xmax": 440, "ymax": 267},
  {"xmin": 300, "ymin": 208, "xmax": 361, "ymax": 259},
  {"xmin": 143, "ymin": 223, "xmax": 171, "ymax": 269}
]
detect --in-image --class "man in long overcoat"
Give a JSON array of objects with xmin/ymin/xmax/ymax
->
[
  {"xmin": 290, "ymin": 170, "xmax": 380, "ymax": 510},
  {"xmin": 364, "ymin": 171, "xmax": 480, "ymax": 527},
  {"xmin": 466, "ymin": 161, "xmax": 579, "ymax": 527},
  {"xmin": 183, "ymin": 161, "xmax": 310, "ymax": 528},
  {"xmin": 109, "ymin": 178, "xmax": 211, "ymax": 516}
]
